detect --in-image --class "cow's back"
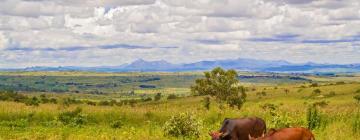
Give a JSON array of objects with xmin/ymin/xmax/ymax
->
[
  {"xmin": 267, "ymin": 128, "xmax": 314, "ymax": 140},
  {"xmin": 223, "ymin": 117, "xmax": 266, "ymax": 140}
]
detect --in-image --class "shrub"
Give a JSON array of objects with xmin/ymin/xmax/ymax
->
[
  {"xmin": 261, "ymin": 103, "xmax": 295, "ymax": 128},
  {"xmin": 142, "ymin": 97, "xmax": 152, "ymax": 102},
  {"xmin": 356, "ymin": 89, "xmax": 360, "ymax": 94},
  {"xmin": 325, "ymin": 91, "xmax": 336, "ymax": 98},
  {"xmin": 163, "ymin": 113, "xmax": 202, "ymax": 138},
  {"xmin": 307, "ymin": 106, "xmax": 322, "ymax": 130},
  {"xmin": 0, "ymin": 119, "xmax": 28, "ymax": 129},
  {"xmin": 202, "ymin": 96, "xmax": 210, "ymax": 110},
  {"xmin": 110, "ymin": 120, "xmax": 123, "ymax": 129},
  {"xmin": 154, "ymin": 93, "xmax": 162, "ymax": 101},
  {"xmin": 313, "ymin": 89, "xmax": 321, "ymax": 94},
  {"xmin": 57, "ymin": 107, "xmax": 87, "ymax": 127},
  {"xmin": 98, "ymin": 100, "xmax": 111, "ymax": 106},
  {"xmin": 167, "ymin": 94, "xmax": 177, "ymax": 100},
  {"xmin": 313, "ymin": 101, "xmax": 329, "ymax": 107},
  {"xmin": 310, "ymin": 83, "xmax": 319, "ymax": 87},
  {"xmin": 354, "ymin": 95, "xmax": 360, "ymax": 103},
  {"xmin": 25, "ymin": 97, "xmax": 40, "ymax": 106},
  {"xmin": 256, "ymin": 91, "xmax": 267, "ymax": 96},
  {"xmin": 352, "ymin": 113, "xmax": 360, "ymax": 134}
]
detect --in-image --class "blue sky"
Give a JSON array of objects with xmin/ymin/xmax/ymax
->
[{"xmin": 0, "ymin": 0, "xmax": 360, "ymax": 68}]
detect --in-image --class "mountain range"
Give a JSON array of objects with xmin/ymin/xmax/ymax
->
[{"xmin": 1, "ymin": 58, "xmax": 360, "ymax": 73}]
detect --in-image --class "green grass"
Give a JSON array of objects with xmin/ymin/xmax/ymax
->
[{"xmin": 0, "ymin": 72, "xmax": 359, "ymax": 139}]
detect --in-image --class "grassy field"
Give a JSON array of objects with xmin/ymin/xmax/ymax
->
[{"xmin": 0, "ymin": 72, "xmax": 359, "ymax": 140}]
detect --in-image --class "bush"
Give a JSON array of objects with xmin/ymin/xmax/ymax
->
[
  {"xmin": 164, "ymin": 113, "xmax": 202, "ymax": 138},
  {"xmin": 154, "ymin": 93, "xmax": 162, "ymax": 101},
  {"xmin": 325, "ymin": 91, "xmax": 336, "ymax": 98},
  {"xmin": 0, "ymin": 119, "xmax": 28, "ymax": 129},
  {"xmin": 354, "ymin": 95, "xmax": 360, "ymax": 103},
  {"xmin": 202, "ymin": 96, "xmax": 210, "ymax": 110},
  {"xmin": 110, "ymin": 120, "xmax": 123, "ymax": 129},
  {"xmin": 352, "ymin": 113, "xmax": 360, "ymax": 134},
  {"xmin": 142, "ymin": 97, "xmax": 152, "ymax": 102},
  {"xmin": 98, "ymin": 100, "xmax": 111, "ymax": 106},
  {"xmin": 167, "ymin": 94, "xmax": 177, "ymax": 100},
  {"xmin": 313, "ymin": 101, "xmax": 329, "ymax": 107},
  {"xmin": 313, "ymin": 89, "xmax": 321, "ymax": 94},
  {"xmin": 57, "ymin": 107, "xmax": 87, "ymax": 127},
  {"xmin": 310, "ymin": 83, "xmax": 319, "ymax": 87},
  {"xmin": 307, "ymin": 106, "xmax": 322, "ymax": 130},
  {"xmin": 25, "ymin": 97, "xmax": 40, "ymax": 106},
  {"xmin": 261, "ymin": 103, "xmax": 295, "ymax": 128}
]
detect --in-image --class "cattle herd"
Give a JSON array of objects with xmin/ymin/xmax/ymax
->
[{"xmin": 209, "ymin": 117, "xmax": 315, "ymax": 140}]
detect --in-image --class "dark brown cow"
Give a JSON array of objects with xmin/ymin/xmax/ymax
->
[
  {"xmin": 248, "ymin": 127, "xmax": 315, "ymax": 140},
  {"xmin": 210, "ymin": 117, "xmax": 266, "ymax": 140}
]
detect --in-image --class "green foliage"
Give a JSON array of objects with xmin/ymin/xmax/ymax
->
[
  {"xmin": 167, "ymin": 94, "xmax": 177, "ymax": 100},
  {"xmin": 57, "ymin": 107, "xmax": 87, "ymax": 127},
  {"xmin": 313, "ymin": 100, "xmax": 329, "ymax": 107},
  {"xmin": 352, "ymin": 112, "xmax": 360, "ymax": 134},
  {"xmin": 110, "ymin": 120, "xmax": 123, "ymax": 129},
  {"xmin": 154, "ymin": 93, "xmax": 162, "ymax": 101},
  {"xmin": 202, "ymin": 96, "xmax": 210, "ymax": 110},
  {"xmin": 313, "ymin": 89, "xmax": 321, "ymax": 94},
  {"xmin": 307, "ymin": 106, "xmax": 323, "ymax": 130},
  {"xmin": 0, "ymin": 90, "xmax": 28, "ymax": 102},
  {"xmin": 191, "ymin": 67, "xmax": 246, "ymax": 109},
  {"xmin": 163, "ymin": 112, "xmax": 202, "ymax": 138},
  {"xmin": 256, "ymin": 91, "xmax": 267, "ymax": 96},
  {"xmin": 261, "ymin": 103, "xmax": 295, "ymax": 128},
  {"xmin": 98, "ymin": 100, "xmax": 111, "ymax": 106},
  {"xmin": 0, "ymin": 119, "xmax": 28, "ymax": 129},
  {"xmin": 354, "ymin": 95, "xmax": 360, "ymax": 103},
  {"xmin": 25, "ymin": 97, "xmax": 40, "ymax": 106},
  {"xmin": 310, "ymin": 83, "xmax": 319, "ymax": 87},
  {"xmin": 142, "ymin": 97, "xmax": 152, "ymax": 102}
]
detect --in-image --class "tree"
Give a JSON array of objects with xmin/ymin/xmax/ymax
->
[{"xmin": 191, "ymin": 67, "xmax": 246, "ymax": 109}]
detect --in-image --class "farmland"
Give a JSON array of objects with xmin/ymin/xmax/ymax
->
[{"xmin": 0, "ymin": 71, "xmax": 359, "ymax": 140}]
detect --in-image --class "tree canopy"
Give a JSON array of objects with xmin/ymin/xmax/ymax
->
[{"xmin": 191, "ymin": 67, "xmax": 246, "ymax": 109}]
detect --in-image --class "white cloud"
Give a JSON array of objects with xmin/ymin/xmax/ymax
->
[{"xmin": 0, "ymin": 0, "xmax": 360, "ymax": 67}]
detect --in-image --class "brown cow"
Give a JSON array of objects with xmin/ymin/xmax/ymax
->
[
  {"xmin": 210, "ymin": 117, "xmax": 266, "ymax": 140},
  {"xmin": 248, "ymin": 127, "xmax": 315, "ymax": 140}
]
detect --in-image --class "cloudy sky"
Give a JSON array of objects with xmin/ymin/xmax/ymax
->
[{"xmin": 0, "ymin": 0, "xmax": 360, "ymax": 68}]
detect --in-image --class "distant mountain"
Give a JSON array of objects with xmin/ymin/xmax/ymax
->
[
  {"xmin": 1, "ymin": 58, "xmax": 360, "ymax": 73},
  {"xmin": 182, "ymin": 58, "xmax": 290, "ymax": 71}
]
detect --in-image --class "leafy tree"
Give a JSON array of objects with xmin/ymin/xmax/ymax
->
[{"xmin": 191, "ymin": 67, "xmax": 246, "ymax": 109}]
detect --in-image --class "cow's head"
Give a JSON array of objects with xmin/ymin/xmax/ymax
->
[{"xmin": 209, "ymin": 131, "xmax": 222, "ymax": 140}]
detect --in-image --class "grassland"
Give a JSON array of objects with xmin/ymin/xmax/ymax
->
[{"xmin": 0, "ymin": 71, "xmax": 359, "ymax": 140}]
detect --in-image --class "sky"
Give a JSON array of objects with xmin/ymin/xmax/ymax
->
[{"xmin": 0, "ymin": 0, "xmax": 360, "ymax": 68}]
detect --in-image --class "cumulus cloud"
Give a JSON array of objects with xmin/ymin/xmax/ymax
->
[{"xmin": 0, "ymin": 0, "xmax": 360, "ymax": 67}]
